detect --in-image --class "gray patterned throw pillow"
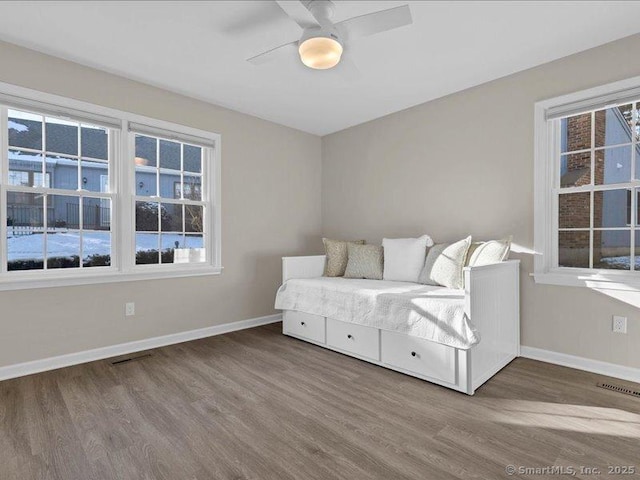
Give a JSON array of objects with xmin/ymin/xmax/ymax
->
[
  {"xmin": 344, "ymin": 244, "xmax": 384, "ymax": 280},
  {"xmin": 323, "ymin": 238, "xmax": 366, "ymax": 277}
]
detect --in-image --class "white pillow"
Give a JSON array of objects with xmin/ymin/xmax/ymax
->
[
  {"xmin": 466, "ymin": 237, "xmax": 511, "ymax": 267},
  {"xmin": 382, "ymin": 235, "xmax": 434, "ymax": 283},
  {"xmin": 419, "ymin": 236, "xmax": 472, "ymax": 289}
]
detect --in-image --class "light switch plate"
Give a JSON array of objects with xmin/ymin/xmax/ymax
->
[{"xmin": 125, "ymin": 302, "xmax": 135, "ymax": 317}]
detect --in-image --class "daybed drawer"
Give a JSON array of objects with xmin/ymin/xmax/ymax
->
[
  {"xmin": 381, "ymin": 331, "xmax": 456, "ymax": 384},
  {"xmin": 326, "ymin": 318, "xmax": 380, "ymax": 361},
  {"xmin": 283, "ymin": 311, "xmax": 325, "ymax": 343}
]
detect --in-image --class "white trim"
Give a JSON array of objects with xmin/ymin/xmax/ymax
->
[
  {"xmin": 520, "ymin": 345, "xmax": 640, "ymax": 384},
  {"xmin": 0, "ymin": 80, "xmax": 223, "ymax": 288},
  {"xmin": 0, "ymin": 313, "xmax": 280, "ymax": 381},
  {"xmin": 0, "ymin": 265, "xmax": 223, "ymax": 291},
  {"xmin": 534, "ymin": 75, "xmax": 640, "ymax": 288},
  {"xmin": 532, "ymin": 270, "xmax": 640, "ymax": 289}
]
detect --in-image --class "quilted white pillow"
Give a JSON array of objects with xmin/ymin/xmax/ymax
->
[{"xmin": 382, "ymin": 235, "xmax": 434, "ymax": 283}]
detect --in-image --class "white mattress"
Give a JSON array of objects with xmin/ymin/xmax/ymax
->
[{"xmin": 275, "ymin": 277, "xmax": 479, "ymax": 349}]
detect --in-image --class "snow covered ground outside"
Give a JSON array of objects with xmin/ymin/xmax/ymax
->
[
  {"xmin": 7, "ymin": 231, "xmax": 201, "ymax": 260},
  {"xmin": 600, "ymin": 256, "xmax": 640, "ymax": 269}
]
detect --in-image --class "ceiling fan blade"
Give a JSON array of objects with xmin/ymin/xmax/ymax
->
[
  {"xmin": 247, "ymin": 41, "xmax": 299, "ymax": 65},
  {"xmin": 275, "ymin": 0, "xmax": 320, "ymax": 29},
  {"xmin": 335, "ymin": 5, "xmax": 412, "ymax": 40},
  {"xmin": 336, "ymin": 56, "xmax": 361, "ymax": 81}
]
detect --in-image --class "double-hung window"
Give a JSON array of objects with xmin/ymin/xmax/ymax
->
[
  {"xmin": 534, "ymin": 76, "xmax": 640, "ymax": 287},
  {"xmin": 0, "ymin": 84, "xmax": 221, "ymax": 289},
  {"xmin": 130, "ymin": 125, "xmax": 209, "ymax": 267}
]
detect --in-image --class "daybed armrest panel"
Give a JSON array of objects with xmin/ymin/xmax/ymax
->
[
  {"xmin": 464, "ymin": 260, "xmax": 520, "ymax": 391},
  {"xmin": 282, "ymin": 255, "xmax": 326, "ymax": 283}
]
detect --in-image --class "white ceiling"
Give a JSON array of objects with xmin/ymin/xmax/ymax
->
[{"xmin": 0, "ymin": 1, "xmax": 639, "ymax": 135}]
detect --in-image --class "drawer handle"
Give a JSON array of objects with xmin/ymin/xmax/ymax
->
[
  {"xmin": 300, "ymin": 321, "xmax": 305, "ymax": 326},
  {"xmin": 347, "ymin": 334, "xmax": 353, "ymax": 340},
  {"xmin": 411, "ymin": 351, "xmax": 417, "ymax": 357}
]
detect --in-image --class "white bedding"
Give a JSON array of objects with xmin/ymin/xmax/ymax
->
[{"xmin": 275, "ymin": 277, "xmax": 479, "ymax": 349}]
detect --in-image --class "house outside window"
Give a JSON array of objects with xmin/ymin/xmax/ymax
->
[
  {"xmin": 534, "ymin": 76, "xmax": 640, "ymax": 287},
  {"xmin": 0, "ymin": 84, "xmax": 221, "ymax": 290}
]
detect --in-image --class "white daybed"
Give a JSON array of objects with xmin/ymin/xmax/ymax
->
[{"xmin": 275, "ymin": 255, "xmax": 520, "ymax": 395}]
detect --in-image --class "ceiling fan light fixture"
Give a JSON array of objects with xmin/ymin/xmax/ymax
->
[{"xmin": 298, "ymin": 36, "xmax": 343, "ymax": 70}]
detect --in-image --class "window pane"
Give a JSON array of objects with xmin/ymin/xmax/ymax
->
[
  {"xmin": 593, "ymin": 230, "xmax": 630, "ymax": 270},
  {"xmin": 83, "ymin": 231, "xmax": 111, "ymax": 267},
  {"xmin": 80, "ymin": 159, "xmax": 108, "ymax": 192},
  {"xmin": 136, "ymin": 170, "xmax": 156, "ymax": 196},
  {"xmin": 185, "ymin": 205, "xmax": 203, "ymax": 233},
  {"xmin": 560, "ymin": 152, "xmax": 591, "ymax": 187},
  {"xmin": 561, "ymin": 113, "xmax": 591, "ymax": 153},
  {"xmin": 83, "ymin": 197, "xmax": 110, "ymax": 231},
  {"xmin": 47, "ymin": 231, "xmax": 80, "ymax": 269},
  {"xmin": 594, "ymin": 146, "xmax": 631, "ymax": 185},
  {"xmin": 81, "ymin": 125, "xmax": 108, "ymax": 160},
  {"xmin": 159, "ymin": 170, "xmax": 181, "ymax": 199},
  {"xmin": 635, "ymin": 103, "xmax": 640, "ymax": 142},
  {"xmin": 45, "ymin": 117, "xmax": 78, "ymax": 156},
  {"xmin": 135, "ymin": 135, "xmax": 157, "ymax": 197},
  {"xmin": 48, "ymin": 154, "xmax": 78, "ymax": 190},
  {"xmin": 184, "ymin": 144, "xmax": 201, "ymax": 173},
  {"xmin": 161, "ymin": 203, "xmax": 183, "ymax": 232},
  {"xmin": 135, "ymin": 201, "xmax": 159, "ymax": 231},
  {"xmin": 635, "ymin": 230, "xmax": 640, "ymax": 270},
  {"xmin": 7, "ymin": 191, "xmax": 44, "ymax": 271},
  {"xmin": 559, "ymin": 192, "xmax": 590, "ymax": 228},
  {"xmin": 159, "ymin": 140, "xmax": 180, "ymax": 171},
  {"xmin": 8, "ymin": 110, "xmax": 42, "ymax": 150},
  {"xmin": 594, "ymin": 189, "xmax": 629, "ymax": 228},
  {"xmin": 136, "ymin": 233, "xmax": 159, "ymax": 264},
  {"xmin": 185, "ymin": 234, "xmax": 204, "ymax": 249},
  {"xmin": 160, "ymin": 234, "xmax": 181, "ymax": 264},
  {"xmin": 177, "ymin": 234, "xmax": 205, "ymax": 263},
  {"xmin": 182, "ymin": 175, "xmax": 202, "ymax": 201},
  {"xmin": 558, "ymin": 231, "xmax": 589, "ymax": 268},
  {"xmin": 594, "ymin": 104, "xmax": 633, "ymax": 147},
  {"xmin": 9, "ymin": 150, "xmax": 44, "ymax": 186},
  {"xmin": 49, "ymin": 194, "xmax": 80, "ymax": 229},
  {"xmin": 135, "ymin": 135, "xmax": 157, "ymax": 167}
]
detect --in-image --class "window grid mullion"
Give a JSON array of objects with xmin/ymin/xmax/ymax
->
[
  {"xmin": 4, "ymin": 184, "xmax": 115, "ymax": 198},
  {"xmin": 79, "ymin": 197, "xmax": 84, "ymax": 269},
  {"xmin": 42, "ymin": 192, "xmax": 48, "ymax": 270},
  {"xmin": 41, "ymin": 115, "xmax": 48, "ymax": 270},
  {"xmin": 632, "ymin": 102, "xmax": 639, "ymax": 270},
  {"xmin": 0, "ymin": 107, "xmax": 8, "ymax": 274},
  {"xmin": 132, "ymin": 195, "xmax": 205, "ymax": 206},
  {"xmin": 77, "ymin": 122, "xmax": 82, "ymax": 193},
  {"xmin": 7, "ymin": 144, "xmax": 107, "ymax": 163},
  {"xmin": 589, "ymin": 111, "xmax": 595, "ymax": 269}
]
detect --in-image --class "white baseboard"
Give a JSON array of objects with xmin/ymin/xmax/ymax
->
[
  {"xmin": 520, "ymin": 346, "xmax": 640, "ymax": 384},
  {"xmin": 0, "ymin": 314, "xmax": 282, "ymax": 382}
]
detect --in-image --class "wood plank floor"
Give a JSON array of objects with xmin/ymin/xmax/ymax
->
[{"xmin": 1, "ymin": 322, "xmax": 639, "ymax": 480}]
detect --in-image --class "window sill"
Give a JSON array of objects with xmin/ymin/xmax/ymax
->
[
  {"xmin": 0, "ymin": 265, "xmax": 223, "ymax": 291},
  {"xmin": 533, "ymin": 269, "xmax": 640, "ymax": 291}
]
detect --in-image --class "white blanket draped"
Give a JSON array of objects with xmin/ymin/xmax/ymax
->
[{"xmin": 275, "ymin": 277, "xmax": 479, "ymax": 349}]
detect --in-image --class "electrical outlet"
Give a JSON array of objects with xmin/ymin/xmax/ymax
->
[
  {"xmin": 125, "ymin": 302, "xmax": 135, "ymax": 317},
  {"xmin": 612, "ymin": 316, "xmax": 627, "ymax": 334}
]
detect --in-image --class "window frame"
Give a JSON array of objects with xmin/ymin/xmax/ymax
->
[
  {"xmin": 534, "ymin": 75, "xmax": 640, "ymax": 288},
  {"xmin": 0, "ymin": 82, "xmax": 221, "ymax": 291}
]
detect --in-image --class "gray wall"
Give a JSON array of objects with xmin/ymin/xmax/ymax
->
[
  {"xmin": 3, "ymin": 32, "xmax": 640, "ymax": 373},
  {"xmin": 0, "ymin": 40, "xmax": 322, "ymax": 367},
  {"xmin": 321, "ymin": 33, "xmax": 640, "ymax": 370}
]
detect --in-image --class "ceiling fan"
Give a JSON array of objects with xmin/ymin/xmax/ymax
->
[{"xmin": 247, "ymin": 0, "xmax": 412, "ymax": 74}]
